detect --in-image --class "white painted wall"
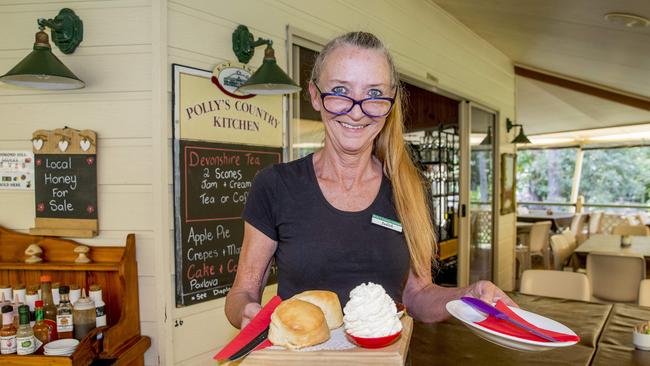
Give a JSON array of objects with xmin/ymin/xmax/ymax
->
[{"xmin": 0, "ymin": 1, "xmax": 516, "ymax": 365}]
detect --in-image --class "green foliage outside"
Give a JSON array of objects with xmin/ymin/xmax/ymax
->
[
  {"xmin": 579, "ymin": 147, "xmax": 650, "ymax": 204},
  {"xmin": 516, "ymin": 146, "xmax": 650, "ymax": 206},
  {"xmin": 517, "ymin": 148, "xmax": 576, "ymax": 203}
]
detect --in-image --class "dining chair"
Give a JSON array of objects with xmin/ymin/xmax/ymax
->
[
  {"xmin": 587, "ymin": 252, "xmax": 646, "ymax": 303},
  {"xmin": 550, "ymin": 234, "xmax": 571, "ymax": 271},
  {"xmin": 640, "ymin": 279, "xmax": 650, "ymax": 307},
  {"xmin": 601, "ymin": 213, "xmax": 629, "ymax": 234},
  {"xmin": 588, "ymin": 211, "xmax": 604, "ymax": 235},
  {"xmin": 570, "ymin": 213, "xmax": 587, "ymax": 245},
  {"xmin": 528, "ymin": 221, "xmax": 552, "ymax": 269},
  {"xmin": 626, "ymin": 214, "xmax": 641, "ymax": 226},
  {"xmin": 520, "ymin": 269, "xmax": 591, "ymax": 302},
  {"xmin": 560, "ymin": 228, "xmax": 577, "ymax": 251},
  {"xmin": 611, "ymin": 224, "xmax": 650, "ymax": 236}
]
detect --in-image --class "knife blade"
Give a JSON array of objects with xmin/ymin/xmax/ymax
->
[
  {"xmin": 214, "ymin": 295, "xmax": 282, "ymax": 361},
  {"xmin": 460, "ymin": 296, "xmax": 558, "ymax": 342},
  {"xmin": 229, "ymin": 328, "xmax": 270, "ymax": 361}
]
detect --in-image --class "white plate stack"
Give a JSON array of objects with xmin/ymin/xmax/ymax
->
[{"xmin": 44, "ymin": 338, "xmax": 79, "ymax": 356}]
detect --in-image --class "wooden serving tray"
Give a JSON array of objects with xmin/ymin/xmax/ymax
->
[{"xmin": 241, "ymin": 315, "xmax": 413, "ymax": 366}]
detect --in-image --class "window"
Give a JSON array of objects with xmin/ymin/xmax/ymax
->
[
  {"xmin": 290, "ymin": 45, "xmax": 324, "ymax": 160},
  {"xmin": 579, "ymin": 146, "xmax": 650, "ymax": 205},
  {"xmin": 516, "ymin": 148, "xmax": 577, "ymax": 204}
]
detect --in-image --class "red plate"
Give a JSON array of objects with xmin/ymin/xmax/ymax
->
[{"xmin": 346, "ymin": 330, "xmax": 402, "ymax": 349}]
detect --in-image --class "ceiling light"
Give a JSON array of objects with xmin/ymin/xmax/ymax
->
[{"xmin": 604, "ymin": 12, "xmax": 650, "ymax": 28}]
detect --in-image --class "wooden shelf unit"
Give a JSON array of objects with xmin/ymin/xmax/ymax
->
[{"xmin": 0, "ymin": 226, "xmax": 150, "ymax": 366}]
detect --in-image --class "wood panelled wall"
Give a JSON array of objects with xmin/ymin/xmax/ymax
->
[
  {"xmin": 1, "ymin": 1, "xmax": 516, "ymax": 365},
  {"xmin": 0, "ymin": 1, "xmax": 159, "ymax": 365}
]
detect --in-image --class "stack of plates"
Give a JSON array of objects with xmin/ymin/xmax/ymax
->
[{"xmin": 44, "ymin": 338, "xmax": 79, "ymax": 356}]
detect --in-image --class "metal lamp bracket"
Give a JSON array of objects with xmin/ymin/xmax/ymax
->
[
  {"xmin": 38, "ymin": 8, "xmax": 83, "ymax": 54},
  {"xmin": 232, "ymin": 25, "xmax": 272, "ymax": 64},
  {"xmin": 506, "ymin": 118, "xmax": 520, "ymax": 133}
]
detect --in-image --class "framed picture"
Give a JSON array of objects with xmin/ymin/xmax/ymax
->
[{"xmin": 500, "ymin": 153, "xmax": 516, "ymax": 215}]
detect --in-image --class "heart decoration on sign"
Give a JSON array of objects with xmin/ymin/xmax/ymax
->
[
  {"xmin": 32, "ymin": 138, "xmax": 44, "ymax": 151},
  {"xmin": 86, "ymin": 157, "xmax": 95, "ymax": 165},
  {"xmin": 80, "ymin": 139, "xmax": 91, "ymax": 151},
  {"xmin": 35, "ymin": 159, "xmax": 42, "ymax": 167},
  {"xmin": 86, "ymin": 205, "xmax": 95, "ymax": 214},
  {"xmin": 58, "ymin": 139, "xmax": 69, "ymax": 152},
  {"xmin": 36, "ymin": 203, "xmax": 45, "ymax": 212}
]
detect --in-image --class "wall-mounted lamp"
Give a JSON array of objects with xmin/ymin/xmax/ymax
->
[
  {"xmin": 506, "ymin": 118, "xmax": 531, "ymax": 144},
  {"xmin": 0, "ymin": 8, "xmax": 84, "ymax": 90},
  {"xmin": 231, "ymin": 25, "xmax": 300, "ymax": 95},
  {"xmin": 479, "ymin": 126, "xmax": 492, "ymax": 145}
]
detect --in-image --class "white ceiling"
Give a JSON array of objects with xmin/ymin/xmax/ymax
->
[{"xmin": 433, "ymin": 0, "xmax": 650, "ymax": 135}]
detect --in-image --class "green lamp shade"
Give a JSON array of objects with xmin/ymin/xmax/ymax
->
[
  {"xmin": 480, "ymin": 127, "xmax": 492, "ymax": 146},
  {"xmin": 237, "ymin": 46, "xmax": 301, "ymax": 95},
  {"xmin": 0, "ymin": 32, "xmax": 84, "ymax": 90},
  {"xmin": 512, "ymin": 127, "xmax": 531, "ymax": 144}
]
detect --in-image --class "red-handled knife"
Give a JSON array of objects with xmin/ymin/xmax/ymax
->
[{"xmin": 214, "ymin": 295, "xmax": 282, "ymax": 361}]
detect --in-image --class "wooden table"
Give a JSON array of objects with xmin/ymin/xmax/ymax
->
[
  {"xmin": 591, "ymin": 303, "xmax": 650, "ymax": 365},
  {"xmin": 574, "ymin": 234, "xmax": 650, "ymax": 259},
  {"xmin": 518, "ymin": 212, "xmax": 574, "ymax": 232},
  {"xmin": 409, "ymin": 293, "xmax": 613, "ymax": 365}
]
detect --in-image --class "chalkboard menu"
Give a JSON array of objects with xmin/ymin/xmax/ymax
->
[
  {"xmin": 30, "ymin": 127, "xmax": 99, "ymax": 238},
  {"xmin": 34, "ymin": 154, "xmax": 98, "ymax": 219},
  {"xmin": 174, "ymin": 140, "xmax": 281, "ymax": 306}
]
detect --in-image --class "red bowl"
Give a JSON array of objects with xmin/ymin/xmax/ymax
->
[{"xmin": 346, "ymin": 330, "xmax": 402, "ymax": 349}]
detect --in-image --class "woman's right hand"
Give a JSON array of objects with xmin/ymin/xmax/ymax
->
[{"xmin": 241, "ymin": 302, "xmax": 262, "ymax": 329}]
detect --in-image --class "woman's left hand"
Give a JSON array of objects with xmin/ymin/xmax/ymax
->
[{"xmin": 465, "ymin": 280, "xmax": 518, "ymax": 307}]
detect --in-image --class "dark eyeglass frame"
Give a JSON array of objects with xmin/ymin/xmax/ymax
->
[{"xmin": 312, "ymin": 82, "xmax": 397, "ymax": 118}]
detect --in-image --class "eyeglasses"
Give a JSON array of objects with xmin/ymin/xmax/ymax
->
[{"xmin": 313, "ymin": 82, "xmax": 396, "ymax": 118}]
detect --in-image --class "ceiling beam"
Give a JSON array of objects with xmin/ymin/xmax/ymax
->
[{"xmin": 514, "ymin": 65, "xmax": 650, "ymax": 111}]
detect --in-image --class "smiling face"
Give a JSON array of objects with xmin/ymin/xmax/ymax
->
[{"xmin": 309, "ymin": 46, "xmax": 393, "ymax": 156}]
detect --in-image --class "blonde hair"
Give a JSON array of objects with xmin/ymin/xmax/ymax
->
[{"xmin": 311, "ymin": 32, "xmax": 436, "ymax": 279}]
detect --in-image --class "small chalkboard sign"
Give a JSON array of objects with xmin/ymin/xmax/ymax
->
[
  {"xmin": 174, "ymin": 140, "xmax": 281, "ymax": 306},
  {"xmin": 30, "ymin": 128, "xmax": 98, "ymax": 237}
]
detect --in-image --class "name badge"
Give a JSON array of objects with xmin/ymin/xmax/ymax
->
[{"xmin": 371, "ymin": 214, "xmax": 403, "ymax": 232}]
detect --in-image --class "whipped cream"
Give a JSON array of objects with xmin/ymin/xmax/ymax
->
[{"xmin": 343, "ymin": 282, "xmax": 402, "ymax": 337}]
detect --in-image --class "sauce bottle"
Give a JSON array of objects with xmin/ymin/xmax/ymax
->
[
  {"xmin": 33, "ymin": 300, "xmax": 53, "ymax": 348},
  {"xmin": 56, "ymin": 286, "xmax": 73, "ymax": 339},
  {"xmin": 40, "ymin": 275, "xmax": 59, "ymax": 340},
  {"xmin": 73, "ymin": 289, "xmax": 96, "ymax": 340},
  {"xmin": 16, "ymin": 305, "xmax": 35, "ymax": 355},
  {"xmin": 0, "ymin": 305, "xmax": 17, "ymax": 354},
  {"xmin": 25, "ymin": 286, "xmax": 39, "ymax": 324},
  {"xmin": 89, "ymin": 285, "xmax": 107, "ymax": 335}
]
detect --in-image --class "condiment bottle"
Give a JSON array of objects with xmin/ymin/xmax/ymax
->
[
  {"xmin": 69, "ymin": 284, "xmax": 81, "ymax": 305},
  {"xmin": 33, "ymin": 300, "xmax": 53, "ymax": 347},
  {"xmin": 89, "ymin": 285, "xmax": 107, "ymax": 332},
  {"xmin": 0, "ymin": 285, "xmax": 11, "ymax": 306},
  {"xmin": 16, "ymin": 305, "xmax": 35, "ymax": 355},
  {"xmin": 13, "ymin": 284, "xmax": 26, "ymax": 304},
  {"xmin": 25, "ymin": 286, "xmax": 39, "ymax": 324},
  {"xmin": 52, "ymin": 282, "xmax": 61, "ymax": 306},
  {"xmin": 40, "ymin": 275, "xmax": 59, "ymax": 340},
  {"xmin": 73, "ymin": 289, "xmax": 96, "ymax": 340},
  {"xmin": 56, "ymin": 286, "xmax": 74, "ymax": 339},
  {"xmin": 0, "ymin": 305, "xmax": 17, "ymax": 354},
  {"xmin": 11, "ymin": 294, "xmax": 23, "ymax": 328}
]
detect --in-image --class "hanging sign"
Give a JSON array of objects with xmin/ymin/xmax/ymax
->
[
  {"xmin": 0, "ymin": 151, "xmax": 34, "ymax": 190},
  {"xmin": 173, "ymin": 64, "xmax": 282, "ymax": 307},
  {"xmin": 30, "ymin": 127, "xmax": 98, "ymax": 238}
]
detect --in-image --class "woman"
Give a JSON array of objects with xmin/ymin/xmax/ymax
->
[{"xmin": 225, "ymin": 31, "xmax": 514, "ymax": 329}]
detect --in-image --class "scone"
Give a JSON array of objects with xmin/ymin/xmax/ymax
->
[
  {"xmin": 268, "ymin": 299, "xmax": 330, "ymax": 349},
  {"xmin": 291, "ymin": 290, "xmax": 343, "ymax": 329}
]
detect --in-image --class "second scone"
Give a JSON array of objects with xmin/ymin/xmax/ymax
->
[
  {"xmin": 291, "ymin": 290, "xmax": 343, "ymax": 329},
  {"xmin": 268, "ymin": 299, "xmax": 330, "ymax": 350}
]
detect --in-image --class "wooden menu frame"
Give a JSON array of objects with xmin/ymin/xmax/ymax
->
[{"xmin": 500, "ymin": 153, "xmax": 516, "ymax": 215}]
